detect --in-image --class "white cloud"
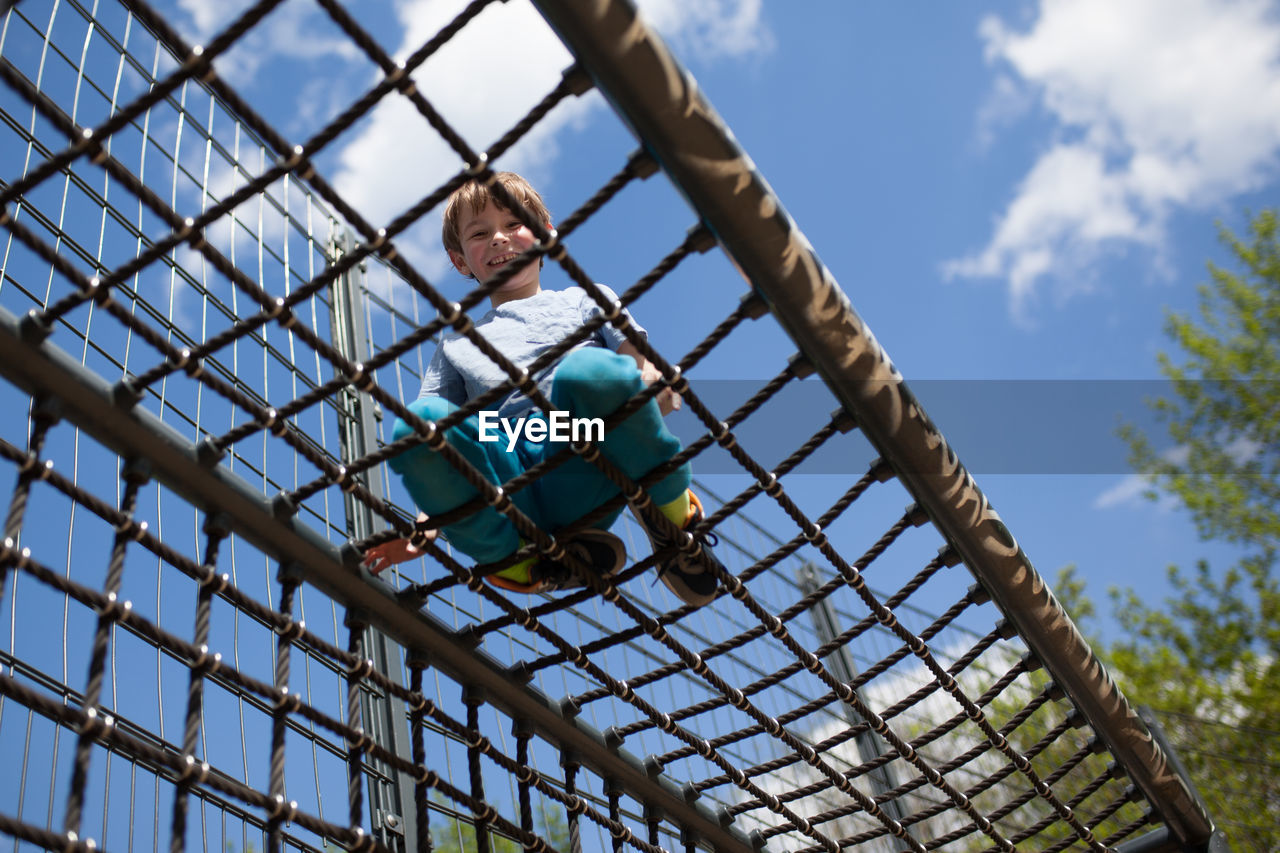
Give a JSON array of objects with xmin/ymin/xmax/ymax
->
[
  {"xmin": 1094, "ymin": 445, "xmax": 1190, "ymax": 510},
  {"xmin": 174, "ymin": 0, "xmax": 231, "ymax": 41},
  {"xmin": 327, "ymin": 0, "xmax": 581, "ymax": 279},
  {"xmin": 1093, "ymin": 472, "xmax": 1160, "ymax": 511},
  {"xmin": 974, "ymin": 73, "xmax": 1035, "ymax": 150},
  {"xmin": 175, "ymin": 0, "xmax": 361, "ymax": 87},
  {"xmin": 1224, "ymin": 435, "xmax": 1263, "ymax": 466},
  {"xmin": 169, "ymin": 0, "xmax": 768, "ymax": 286},
  {"xmin": 948, "ymin": 0, "xmax": 1280, "ymax": 314},
  {"xmin": 639, "ymin": 0, "xmax": 771, "ymax": 59},
  {"xmin": 1087, "ymin": 437, "xmax": 1265, "ymax": 510},
  {"xmin": 328, "ymin": 0, "xmax": 769, "ymax": 280}
]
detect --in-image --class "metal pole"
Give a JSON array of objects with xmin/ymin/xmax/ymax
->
[
  {"xmin": 527, "ymin": 0, "xmax": 1215, "ymax": 844},
  {"xmin": 797, "ymin": 563, "xmax": 912, "ymax": 844},
  {"xmin": 1127, "ymin": 707, "xmax": 1230, "ymax": 853},
  {"xmin": 328, "ymin": 229, "xmax": 418, "ymax": 850}
]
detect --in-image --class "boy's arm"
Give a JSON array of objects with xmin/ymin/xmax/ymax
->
[
  {"xmin": 420, "ymin": 339, "xmax": 466, "ymax": 403},
  {"xmin": 617, "ymin": 341, "xmax": 681, "ymax": 416}
]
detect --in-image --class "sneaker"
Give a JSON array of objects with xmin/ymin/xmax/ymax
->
[
  {"xmin": 483, "ymin": 528, "xmax": 626, "ymax": 594},
  {"xmin": 633, "ymin": 489, "xmax": 722, "ymax": 607}
]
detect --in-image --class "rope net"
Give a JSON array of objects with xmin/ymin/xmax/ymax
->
[{"xmin": 0, "ymin": 1, "xmax": 1209, "ymax": 852}]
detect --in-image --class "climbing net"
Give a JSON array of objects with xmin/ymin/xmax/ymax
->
[{"xmin": 0, "ymin": 1, "xmax": 1215, "ymax": 852}]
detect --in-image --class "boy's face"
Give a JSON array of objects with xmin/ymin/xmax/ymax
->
[{"xmin": 448, "ymin": 201, "xmax": 543, "ymax": 293}]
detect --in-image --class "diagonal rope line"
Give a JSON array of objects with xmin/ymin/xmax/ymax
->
[
  {"xmin": 530, "ymin": 459, "xmax": 890, "ymax": 704},
  {"xmin": 770, "ymin": 652, "xmax": 1045, "ymax": 838},
  {"xmin": 0, "ymin": 436, "xmax": 676, "ymax": 853},
  {"xmin": 715, "ymin": 595, "xmax": 993, "ymax": 810},
  {"xmin": 0, "ymin": 0, "xmax": 288, "ymax": 212},
  {"xmin": 310, "ymin": 0, "xmax": 494, "ymax": 163},
  {"xmin": 608, "ymin": 509, "xmax": 929, "ymax": 751},
  {"xmin": 118, "ymin": 0, "xmax": 489, "ymax": 244}
]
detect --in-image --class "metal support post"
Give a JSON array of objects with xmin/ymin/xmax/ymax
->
[
  {"xmin": 798, "ymin": 563, "xmax": 913, "ymax": 845},
  {"xmin": 328, "ymin": 229, "xmax": 418, "ymax": 850}
]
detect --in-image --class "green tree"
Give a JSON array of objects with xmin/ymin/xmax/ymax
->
[
  {"xmin": 428, "ymin": 795, "xmax": 572, "ymax": 853},
  {"xmin": 1121, "ymin": 209, "xmax": 1280, "ymax": 559},
  {"xmin": 1100, "ymin": 210, "xmax": 1280, "ymax": 850}
]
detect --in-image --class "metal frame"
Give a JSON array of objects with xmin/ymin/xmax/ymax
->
[{"xmin": 329, "ymin": 230, "xmax": 419, "ymax": 850}]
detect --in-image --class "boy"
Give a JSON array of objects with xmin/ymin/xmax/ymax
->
[{"xmin": 362, "ymin": 172, "xmax": 722, "ymax": 607}]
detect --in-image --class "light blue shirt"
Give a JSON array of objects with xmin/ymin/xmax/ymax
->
[{"xmin": 419, "ymin": 285, "xmax": 645, "ymax": 419}]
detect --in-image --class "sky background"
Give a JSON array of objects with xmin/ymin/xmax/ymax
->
[{"xmin": 154, "ymin": 0, "xmax": 1280, "ymax": 643}]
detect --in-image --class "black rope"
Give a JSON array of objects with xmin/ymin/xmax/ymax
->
[
  {"xmin": 410, "ymin": 654, "xmax": 432, "ymax": 853},
  {"xmin": 563, "ymin": 755, "xmax": 583, "ymax": 853},
  {"xmin": 0, "ymin": 399, "xmax": 57, "ymax": 603},
  {"xmin": 170, "ymin": 514, "xmax": 230, "ymax": 853},
  {"xmin": 0, "ymin": 0, "xmax": 287, "ymax": 212},
  {"xmin": 0, "ymin": 670, "xmax": 373, "ymax": 847},
  {"xmin": 606, "ymin": 779, "xmax": 623, "ymax": 853},
  {"xmin": 515, "ymin": 721, "xmax": 534, "ymax": 839},
  {"xmin": 464, "ymin": 690, "xmax": 492, "ymax": 853},
  {"xmin": 63, "ymin": 457, "xmax": 150, "ymax": 842},
  {"xmin": 346, "ymin": 619, "xmax": 371, "ymax": 850},
  {"xmin": 266, "ymin": 573, "xmax": 301, "ymax": 853}
]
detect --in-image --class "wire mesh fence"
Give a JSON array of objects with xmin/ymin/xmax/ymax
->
[{"xmin": 0, "ymin": 0, "xmax": 1221, "ymax": 851}]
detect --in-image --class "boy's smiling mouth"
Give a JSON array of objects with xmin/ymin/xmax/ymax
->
[{"xmin": 488, "ymin": 252, "xmax": 519, "ymax": 267}]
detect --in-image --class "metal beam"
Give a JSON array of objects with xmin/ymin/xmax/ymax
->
[
  {"xmin": 0, "ymin": 305, "xmax": 758, "ymax": 853},
  {"xmin": 528, "ymin": 0, "xmax": 1214, "ymax": 845},
  {"xmin": 329, "ymin": 229, "xmax": 419, "ymax": 851}
]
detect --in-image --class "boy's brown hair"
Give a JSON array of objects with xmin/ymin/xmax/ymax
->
[{"xmin": 441, "ymin": 171, "xmax": 552, "ymax": 258}]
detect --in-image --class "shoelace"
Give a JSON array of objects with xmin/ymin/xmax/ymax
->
[
  {"xmin": 651, "ymin": 516, "xmax": 720, "ymax": 585},
  {"xmin": 535, "ymin": 537, "xmax": 603, "ymax": 589}
]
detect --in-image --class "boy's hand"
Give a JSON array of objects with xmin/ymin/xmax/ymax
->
[
  {"xmin": 619, "ymin": 342, "xmax": 682, "ymax": 416},
  {"xmin": 362, "ymin": 513, "xmax": 437, "ymax": 575},
  {"xmin": 632, "ymin": 353, "xmax": 682, "ymax": 416}
]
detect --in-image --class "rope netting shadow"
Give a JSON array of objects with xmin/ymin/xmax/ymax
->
[{"xmin": 0, "ymin": 1, "xmax": 1223, "ymax": 852}]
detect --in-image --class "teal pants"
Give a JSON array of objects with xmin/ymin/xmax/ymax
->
[{"xmin": 389, "ymin": 347, "xmax": 690, "ymax": 563}]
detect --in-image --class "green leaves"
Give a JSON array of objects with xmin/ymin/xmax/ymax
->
[
  {"xmin": 1130, "ymin": 210, "xmax": 1280, "ymax": 553},
  {"xmin": 1104, "ymin": 209, "xmax": 1280, "ymax": 849}
]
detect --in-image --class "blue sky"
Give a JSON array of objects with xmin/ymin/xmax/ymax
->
[{"xmin": 153, "ymin": 0, "xmax": 1280, "ymax": 641}]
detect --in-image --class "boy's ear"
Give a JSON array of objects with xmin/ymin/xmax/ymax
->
[{"xmin": 448, "ymin": 249, "xmax": 473, "ymax": 279}]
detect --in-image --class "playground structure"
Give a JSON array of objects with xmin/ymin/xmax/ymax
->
[{"xmin": 0, "ymin": 1, "xmax": 1225, "ymax": 851}]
